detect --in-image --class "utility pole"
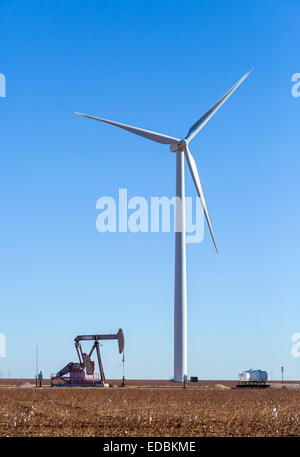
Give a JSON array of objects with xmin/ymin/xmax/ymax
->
[
  {"xmin": 281, "ymin": 366, "xmax": 284, "ymax": 384},
  {"xmin": 36, "ymin": 345, "xmax": 39, "ymax": 387},
  {"xmin": 122, "ymin": 352, "xmax": 125, "ymax": 387}
]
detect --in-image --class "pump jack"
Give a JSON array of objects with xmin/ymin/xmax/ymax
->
[{"xmin": 51, "ymin": 329, "xmax": 124, "ymax": 387}]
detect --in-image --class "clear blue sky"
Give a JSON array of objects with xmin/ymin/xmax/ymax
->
[{"xmin": 0, "ymin": 0, "xmax": 299, "ymax": 380}]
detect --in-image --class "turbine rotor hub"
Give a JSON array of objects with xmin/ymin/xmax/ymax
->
[{"xmin": 169, "ymin": 140, "xmax": 187, "ymax": 153}]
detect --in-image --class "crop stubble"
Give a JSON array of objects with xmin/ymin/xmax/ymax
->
[{"xmin": 0, "ymin": 387, "xmax": 300, "ymax": 437}]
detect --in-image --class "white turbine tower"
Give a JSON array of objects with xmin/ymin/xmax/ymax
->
[{"xmin": 75, "ymin": 68, "xmax": 252, "ymax": 382}]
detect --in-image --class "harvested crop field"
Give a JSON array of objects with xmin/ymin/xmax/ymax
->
[{"xmin": 1, "ymin": 382, "xmax": 300, "ymax": 437}]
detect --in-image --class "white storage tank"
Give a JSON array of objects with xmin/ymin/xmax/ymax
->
[{"xmin": 238, "ymin": 369, "xmax": 268, "ymax": 383}]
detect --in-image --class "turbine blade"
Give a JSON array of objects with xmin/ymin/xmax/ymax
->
[
  {"xmin": 74, "ymin": 112, "xmax": 181, "ymax": 145},
  {"xmin": 185, "ymin": 68, "xmax": 253, "ymax": 142},
  {"xmin": 184, "ymin": 145, "xmax": 218, "ymax": 253}
]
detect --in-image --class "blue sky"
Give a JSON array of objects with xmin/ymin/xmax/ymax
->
[{"xmin": 0, "ymin": 0, "xmax": 299, "ymax": 380}]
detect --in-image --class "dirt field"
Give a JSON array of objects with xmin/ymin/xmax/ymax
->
[{"xmin": 1, "ymin": 380, "xmax": 300, "ymax": 437}]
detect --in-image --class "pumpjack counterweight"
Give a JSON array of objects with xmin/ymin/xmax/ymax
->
[{"xmin": 51, "ymin": 329, "xmax": 124, "ymax": 387}]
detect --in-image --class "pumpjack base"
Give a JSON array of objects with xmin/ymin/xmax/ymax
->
[
  {"xmin": 51, "ymin": 382, "xmax": 108, "ymax": 388},
  {"xmin": 50, "ymin": 378, "xmax": 109, "ymax": 388}
]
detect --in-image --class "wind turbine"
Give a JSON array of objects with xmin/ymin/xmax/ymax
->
[{"xmin": 75, "ymin": 68, "xmax": 252, "ymax": 382}]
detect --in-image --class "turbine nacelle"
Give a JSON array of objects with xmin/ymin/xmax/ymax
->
[{"xmin": 169, "ymin": 141, "xmax": 187, "ymax": 153}]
